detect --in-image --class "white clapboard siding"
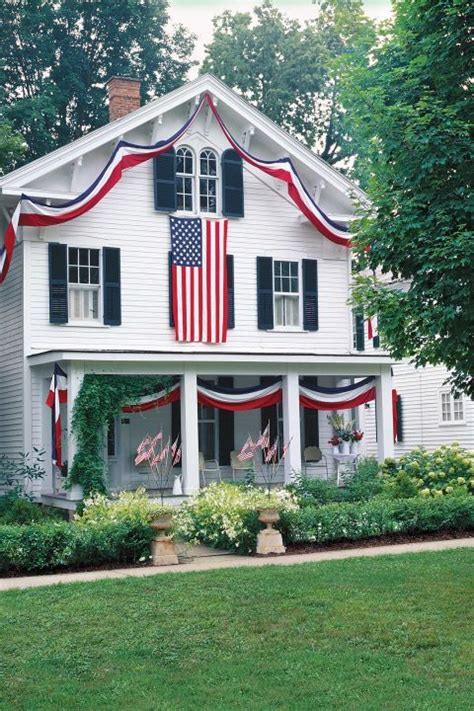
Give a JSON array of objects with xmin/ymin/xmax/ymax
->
[
  {"xmin": 0, "ymin": 244, "xmax": 24, "ymax": 461},
  {"xmin": 363, "ymin": 361, "xmax": 474, "ymax": 457},
  {"xmin": 25, "ymin": 123, "xmax": 353, "ymax": 357}
]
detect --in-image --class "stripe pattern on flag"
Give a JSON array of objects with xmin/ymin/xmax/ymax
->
[
  {"xmin": 170, "ymin": 216, "xmax": 228, "ymax": 344},
  {"xmin": 45, "ymin": 363, "xmax": 67, "ymax": 468}
]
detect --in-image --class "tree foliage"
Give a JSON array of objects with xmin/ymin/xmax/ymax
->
[
  {"xmin": 202, "ymin": 0, "xmax": 375, "ymax": 166},
  {"xmin": 349, "ymin": 0, "xmax": 473, "ymax": 395},
  {"xmin": 0, "ymin": 120, "xmax": 26, "ymax": 176},
  {"xmin": 0, "ymin": 0, "xmax": 195, "ymax": 165}
]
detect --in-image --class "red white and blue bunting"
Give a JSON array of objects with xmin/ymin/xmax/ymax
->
[
  {"xmin": 1, "ymin": 93, "xmax": 350, "ymax": 285},
  {"xmin": 121, "ymin": 377, "xmax": 376, "ymax": 413}
]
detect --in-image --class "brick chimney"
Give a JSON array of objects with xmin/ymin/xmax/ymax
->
[{"xmin": 105, "ymin": 76, "xmax": 141, "ymax": 121}]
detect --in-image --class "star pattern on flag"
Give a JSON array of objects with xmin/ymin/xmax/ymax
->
[{"xmin": 170, "ymin": 217, "xmax": 202, "ymax": 267}]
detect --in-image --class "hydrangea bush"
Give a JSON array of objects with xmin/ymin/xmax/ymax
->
[
  {"xmin": 77, "ymin": 487, "xmax": 174, "ymax": 525},
  {"xmin": 175, "ymin": 482, "xmax": 298, "ymax": 553},
  {"xmin": 381, "ymin": 444, "xmax": 474, "ymax": 499}
]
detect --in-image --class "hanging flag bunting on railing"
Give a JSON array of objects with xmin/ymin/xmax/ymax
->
[
  {"xmin": 120, "ymin": 376, "xmax": 375, "ymax": 413},
  {"xmin": 1, "ymin": 94, "xmax": 350, "ymax": 285},
  {"xmin": 299, "ymin": 377, "xmax": 376, "ymax": 410},
  {"xmin": 197, "ymin": 378, "xmax": 282, "ymax": 411},
  {"xmin": 122, "ymin": 382, "xmax": 181, "ymax": 413}
]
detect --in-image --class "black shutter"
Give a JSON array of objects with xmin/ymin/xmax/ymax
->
[
  {"xmin": 168, "ymin": 251, "xmax": 174, "ymax": 327},
  {"xmin": 49, "ymin": 243, "xmax": 68, "ymax": 324},
  {"xmin": 218, "ymin": 377, "xmax": 234, "ymax": 465},
  {"xmin": 257, "ymin": 256, "xmax": 274, "ymax": 330},
  {"xmin": 171, "ymin": 397, "xmax": 181, "ymax": 445},
  {"xmin": 396, "ymin": 395, "xmax": 403, "ymax": 442},
  {"xmin": 302, "ymin": 259, "xmax": 318, "ymax": 331},
  {"xmin": 222, "ymin": 149, "xmax": 244, "ymax": 217},
  {"xmin": 355, "ymin": 313, "xmax": 365, "ymax": 351},
  {"xmin": 260, "ymin": 376, "xmax": 278, "ymax": 444},
  {"xmin": 153, "ymin": 148, "xmax": 177, "ymax": 212},
  {"xmin": 373, "ymin": 335, "xmax": 380, "ymax": 349},
  {"xmin": 302, "ymin": 377, "xmax": 319, "ymax": 449},
  {"xmin": 103, "ymin": 247, "xmax": 121, "ymax": 326},
  {"xmin": 227, "ymin": 254, "xmax": 235, "ymax": 329}
]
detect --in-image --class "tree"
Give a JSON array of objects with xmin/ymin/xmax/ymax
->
[
  {"xmin": 0, "ymin": 120, "xmax": 26, "ymax": 175},
  {"xmin": 202, "ymin": 0, "xmax": 375, "ymax": 166},
  {"xmin": 349, "ymin": 0, "xmax": 473, "ymax": 395},
  {"xmin": 0, "ymin": 0, "xmax": 196, "ymax": 164}
]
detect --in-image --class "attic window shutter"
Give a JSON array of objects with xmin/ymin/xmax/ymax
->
[
  {"xmin": 103, "ymin": 247, "xmax": 121, "ymax": 326},
  {"xmin": 355, "ymin": 313, "xmax": 365, "ymax": 351},
  {"xmin": 222, "ymin": 149, "xmax": 244, "ymax": 217},
  {"xmin": 153, "ymin": 148, "xmax": 177, "ymax": 212},
  {"xmin": 302, "ymin": 259, "xmax": 318, "ymax": 331},
  {"xmin": 49, "ymin": 243, "xmax": 68, "ymax": 324},
  {"xmin": 227, "ymin": 254, "xmax": 235, "ymax": 329},
  {"xmin": 257, "ymin": 256, "xmax": 274, "ymax": 330}
]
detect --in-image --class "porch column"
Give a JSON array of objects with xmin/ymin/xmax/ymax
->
[
  {"xmin": 282, "ymin": 372, "xmax": 302, "ymax": 483},
  {"xmin": 181, "ymin": 368, "xmax": 200, "ymax": 495},
  {"xmin": 66, "ymin": 362, "xmax": 84, "ymax": 502},
  {"xmin": 375, "ymin": 366, "xmax": 394, "ymax": 462}
]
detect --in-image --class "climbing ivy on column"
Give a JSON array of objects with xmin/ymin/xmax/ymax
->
[{"xmin": 68, "ymin": 374, "xmax": 172, "ymax": 497}]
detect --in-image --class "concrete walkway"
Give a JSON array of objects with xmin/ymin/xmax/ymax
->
[{"xmin": 1, "ymin": 537, "xmax": 472, "ymax": 592}]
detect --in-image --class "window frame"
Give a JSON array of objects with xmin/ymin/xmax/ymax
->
[
  {"xmin": 67, "ymin": 247, "xmax": 101, "ymax": 324},
  {"xmin": 175, "ymin": 145, "xmax": 195, "ymax": 213},
  {"xmin": 273, "ymin": 259, "xmax": 301, "ymax": 329},
  {"xmin": 439, "ymin": 390, "xmax": 465, "ymax": 426},
  {"xmin": 198, "ymin": 148, "xmax": 219, "ymax": 216}
]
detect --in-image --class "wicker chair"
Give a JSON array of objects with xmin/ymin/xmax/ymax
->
[{"xmin": 199, "ymin": 453, "xmax": 222, "ymax": 486}]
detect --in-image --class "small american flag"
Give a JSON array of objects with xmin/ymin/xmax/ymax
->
[
  {"xmin": 173, "ymin": 447, "xmax": 182, "ymax": 466},
  {"xmin": 170, "ymin": 216, "xmax": 228, "ymax": 343},
  {"xmin": 237, "ymin": 436, "xmax": 255, "ymax": 462},
  {"xmin": 256, "ymin": 423, "xmax": 270, "ymax": 449},
  {"xmin": 265, "ymin": 437, "xmax": 279, "ymax": 463}
]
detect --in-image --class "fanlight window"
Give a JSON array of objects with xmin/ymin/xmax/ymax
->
[
  {"xmin": 199, "ymin": 149, "xmax": 218, "ymax": 213},
  {"xmin": 176, "ymin": 146, "xmax": 194, "ymax": 212}
]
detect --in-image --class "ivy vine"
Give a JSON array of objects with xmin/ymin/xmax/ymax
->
[{"xmin": 68, "ymin": 374, "xmax": 172, "ymax": 497}]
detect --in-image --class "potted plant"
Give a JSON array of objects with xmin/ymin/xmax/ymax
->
[
  {"xmin": 328, "ymin": 435, "xmax": 342, "ymax": 455},
  {"xmin": 327, "ymin": 414, "xmax": 355, "ymax": 455},
  {"xmin": 351, "ymin": 430, "xmax": 364, "ymax": 454}
]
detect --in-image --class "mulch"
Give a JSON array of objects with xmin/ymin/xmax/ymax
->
[{"xmin": 283, "ymin": 529, "xmax": 474, "ymax": 555}]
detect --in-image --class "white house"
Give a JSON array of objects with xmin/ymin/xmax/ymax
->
[{"xmin": 0, "ymin": 74, "xmax": 396, "ymax": 509}]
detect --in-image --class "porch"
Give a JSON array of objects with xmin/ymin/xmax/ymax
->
[{"xmin": 30, "ymin": 351, "xmax": 395, "ymax": 505}]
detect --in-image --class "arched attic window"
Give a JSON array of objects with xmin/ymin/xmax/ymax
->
[{"xmin": 176, "ymin": 146, "xmax": 195, "ymax": 212}]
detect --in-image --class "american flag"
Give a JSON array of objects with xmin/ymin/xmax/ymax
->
[
  {"xmin": 173, "ymin": 447, "xmax": 182, "ymax": 466},
  {"xmin": 170, "ymin": 216, "xmax": 228, "ymax": 344},
  {"xmin": 264, "ymin": 437, "xmax": 279, "ymax": 464},
  {"xmin": 237, "ymin": 436, "xmax": 256, "ymax": 462},
  {"xmin": 45, "ymin": 363, "xmax": 67, "ymax": 468},
  {"xmin": 256, "ymin": 423, "xmax": 270, "ymax": 449}
]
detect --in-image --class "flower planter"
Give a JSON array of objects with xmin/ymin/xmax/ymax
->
[
  {"xmin": 350, "ymin": 441, "xmax": 359, "ymax": 455},
  {"xmin": 256, "ymin": 507, "xmax": 286, "ymax": 555},
  {"xmin": 150, "ymin": 514, "xmax": 179, "ymax": 566},
  {"xmin": 332, "ymin": 445, "xmax": 340, "ymax": 456},
  {"xmin": 340, "ymin": 441, "xmax": 351, "ymax": 455}
]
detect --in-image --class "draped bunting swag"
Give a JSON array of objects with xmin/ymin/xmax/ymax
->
[
  {"xmin": 122, "ymin": 377, "xmax": 376, "ymax": 413},
  {"xmin": 1, "ymin": 93, "xmax": 350, "ymax": 285}
]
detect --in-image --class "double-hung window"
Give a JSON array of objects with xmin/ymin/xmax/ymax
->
[
  {"xmin": 199, "ymin": 149, "xmax": 218, "ymax": 214},
  {"xmin": 440, "ymin": 391, "xmax": 464, "ymax": 424},
  {"xmin": 68, "ymin": 247, "xmax": 100, "ymax": 321},
  {"xmin": 176, "ymin": 146, "xmax": 194, "ymax": 212},
  {"xmin": 274, "ymin": 260, "xmax": 300, "ymax": 327}
]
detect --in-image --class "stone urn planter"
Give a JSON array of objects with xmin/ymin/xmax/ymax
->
[
  {"xmin": 150, "ymin": 514, "xmax": 179, "ymax": 566},
  {"xmin": 256, "ymin": 507, "xmax": 286, "ymax": 555}
]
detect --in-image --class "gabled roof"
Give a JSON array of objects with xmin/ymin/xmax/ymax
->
[{"xmin": 0, "ymin": 73, "xmax": 365, "ymax": 204}]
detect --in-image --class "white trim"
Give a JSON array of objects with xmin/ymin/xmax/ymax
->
[
  {"xmin": 438, "ymin": 390, "xmax": 465, "ymax": 426},
  {"xmin": 0, "ymin": 74, "xmax": 366, "ymax": 204}
]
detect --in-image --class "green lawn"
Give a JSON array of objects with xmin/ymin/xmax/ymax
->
[{"xmin": 1, "ymin": 550, "xmax": 472, "ymax": 710}]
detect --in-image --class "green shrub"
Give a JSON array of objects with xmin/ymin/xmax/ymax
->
[
  {"xmin": 0, "ymin": 519, "xmax": 153, "ymax": 575},
  {"xmin": 77, "ymin": 487, "xmax": 174, "ymax": 525},
  {"xmin": 280, "ymin": 495, "xmax": 474, "ymax": 544},
  {"xmin": 381, "ymin": 444, "xmax": 474, "ymax": 498},
  {"xmin": 0, "ymin": 493, "xmax": 62, "ymax": 525},
  {"xmin": 288, "ymin": 458, "xmax": 382, "ymax": 506},
  {"xmin": 175, "ymin": 482, "xmax": 298, "ymax": 553}
]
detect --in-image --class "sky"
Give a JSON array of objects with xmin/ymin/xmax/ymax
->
[{"xmin": 168, "ymin": 0, "xmax": 393, "ymax": 71}]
